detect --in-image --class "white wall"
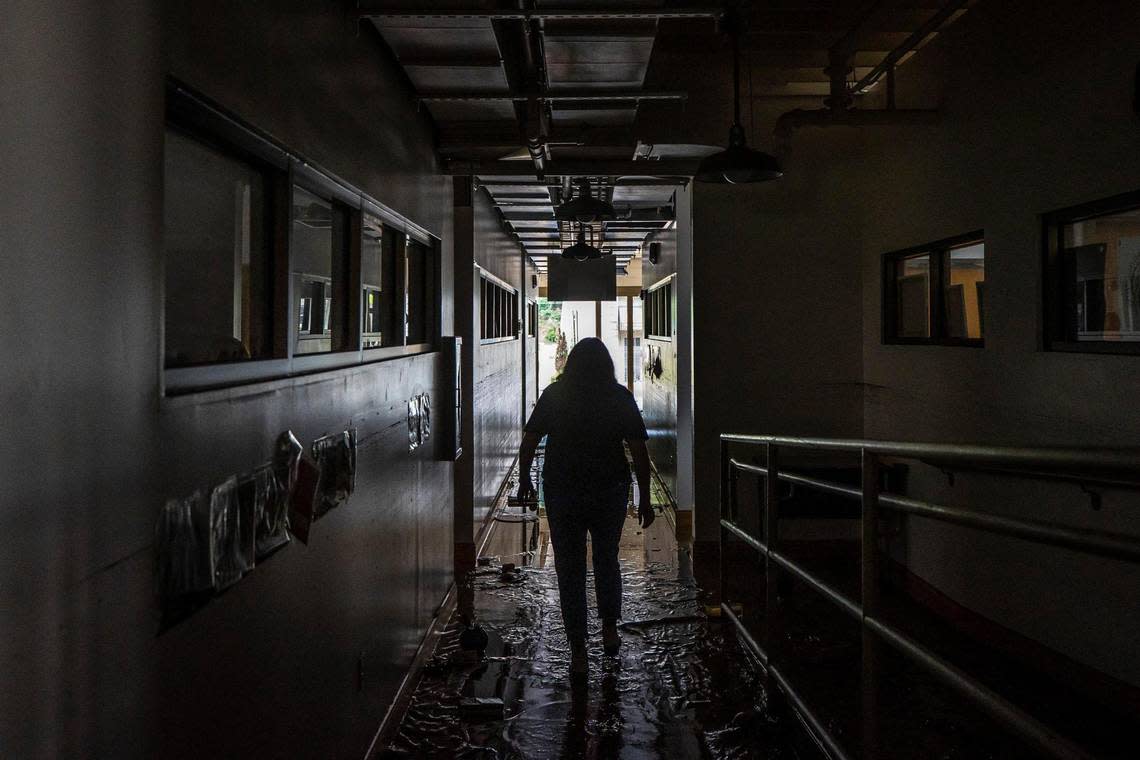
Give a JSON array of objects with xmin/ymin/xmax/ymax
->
[
  {"xmin": 856, "ymin": 0, "xmax": 1140, "ymax": 686},
  {"xmin": 688, "ymin": 0, "xmax": 1140, "ymax": 689}
]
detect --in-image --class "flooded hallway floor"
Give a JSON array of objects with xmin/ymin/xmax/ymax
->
[{"xmin": 379, "ymin": 470, "xmax": 805, "ymax": 760}]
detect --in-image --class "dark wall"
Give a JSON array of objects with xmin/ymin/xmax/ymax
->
[
  {"xmin": 1, "ymin": 1, "xmax": 456, "ymax": 756},
  {"xmin": 641, "ymin": 227, "xmax": 680, "ymax": 499},
  {"xmin": 854, "ymin": 0, "xmax": 1140, "ymax": 686},
  {"xmin": 692, "ymin": 133, "xmax": 867, "ymax": 542},
  {"xmin": 471, "ymin": 188, "xmax": 525, "ymax": 533}
]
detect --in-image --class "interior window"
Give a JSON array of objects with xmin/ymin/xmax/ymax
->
[
  {"xmin": 883, "ymin": 235, "xmax": 984, "ymax": 345},
  {"xmin": 362, "ymin": 216, "xmax": 383, "ymax": 348},
  {"xmin": 163, "ymin": 129, "xmax": 272, "ymax": 368},
  {"xmin": 291, "ymin": 186, "xmax": 349, "ymax": 355},
  {"xmin": 1059, "ymin": 207, "xmax": 1140, "ymax": 344},
  {"xmin": 895, "ymin": 254, "xmax": 931, "ymax": 339}
]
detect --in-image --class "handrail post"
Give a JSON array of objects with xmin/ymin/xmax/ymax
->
[
  {"xmin": 764, "ymin": 443, "xmax": 781, "ymax": 658},
  {"xmin": 720, "ymin": 438, "xmax": 729, "ymax": 606},
  {"xmin": 861, "ymin": 448, "xmax": 881, "ymax": 757}
]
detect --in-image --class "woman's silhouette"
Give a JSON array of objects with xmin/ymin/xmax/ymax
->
[{"xmin": 516, "ymin": 337, "xmax": 654, "ymax": 675}]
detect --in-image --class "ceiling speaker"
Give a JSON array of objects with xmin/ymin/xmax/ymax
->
[{"xmin": 648, "ymin": 242, "xmax": 661, "ymax": 265}]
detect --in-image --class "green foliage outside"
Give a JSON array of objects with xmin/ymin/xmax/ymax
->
[
  {"xmin": 537, "ymin": 298, "xmax": 562, "ymax": 346},
  {"xmin": 554, "ymin": 330, "xmax": 568, "ymax": 374}
]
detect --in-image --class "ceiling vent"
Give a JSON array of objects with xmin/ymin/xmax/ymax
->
[{"xmin": 555, "ymin": 179, "xmax": 616, "ymax": 222}]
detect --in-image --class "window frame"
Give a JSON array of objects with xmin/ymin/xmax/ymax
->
[
  {"xmin": 479, "ymin": 269, "xmax": 520, "ymax": 344},
  {"xmin": 881, "ymin": 230, "xmax": 985, "ymax": 348},
  {"xmin": 1043, "ymin": 190, "xmax": 1140, "ymax": 356},
  {"xmin": 289, "ymin": 168, "xmax": 358, "ymax": 364},
  {"xmin": 162, "ymin": 79, "xmax": 440, "ymax": 396},
  {"xmin": 645, "ymin": 276, "xmax": 674, "ymax": 341},
  {"xmin": 526, "ymin": 301, "xmax": 538, "ymax": 338}
]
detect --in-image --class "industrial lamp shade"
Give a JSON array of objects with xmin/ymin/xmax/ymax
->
[
  {"xmin": 695, "ymin": 128, "xmax": 782, "ymax": 184},
  {"xmin": 695, "ymin": 17, "xmax": 783, "ymax": 185}
]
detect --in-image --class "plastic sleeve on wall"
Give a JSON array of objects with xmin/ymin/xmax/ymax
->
[
  {"xmin": 249, "ymin": 463, "xmax": 289, "ymax": 559},
  {"xmin": 312, "ymin": 430, "xmax": 357, "ymax": 517},
  {"xmin": 274, "ymin": 430, "xmax": 303, "ymax": 494},
  {"xmin": 155, "ymin": 490, "xmax": 213, "ymax": 599},
  {"xmin": 408, "ymin": 397, "xmax": 422, "ymax": 451},
  {"xmin": 419, "ymin": 394, "xmax": 431, "ymax": 443},
  {"xmin": 210, "ymin": 476, "xmax": 251, "ymax": 590}
]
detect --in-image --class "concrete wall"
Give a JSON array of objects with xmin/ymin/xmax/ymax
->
[
  {"xmin": 692, "ymin": 132, "xmax": 868, "ymax": 542},
  {"xmin": 855, "ymin": 0, "xmax": 1140, "ymax": 687},
  {"xmin": 1, "ymin": 1, "xmax": 458, "ymax": 756},
  {"xmin": 690, "ymin": 0, "xmax": 1140, "ymax": 687},
  {"xmin": 471, "ymin": 188, "xmax": 526, "ymax": 533}
]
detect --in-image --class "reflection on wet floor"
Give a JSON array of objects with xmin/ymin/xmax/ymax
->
[{"xmin": 382, "ymin": 471, "xmax": 801, "ymax": 759}]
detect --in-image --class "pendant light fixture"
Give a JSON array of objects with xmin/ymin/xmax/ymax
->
[
  {"xmin": 555, "ymin": 178, "xmax": 616, "ymax": 222},
  {"xmin": 561, "ymin": 222, "xmax": 604, "ymax": 261},
  {"xmin": 695, "ymin": 17, "xmax": 782, "ymax": 184}
]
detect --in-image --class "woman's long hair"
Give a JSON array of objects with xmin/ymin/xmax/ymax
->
[{"xmin": 561, "ymin": 337, "xmax": 616, "ymax": 387}]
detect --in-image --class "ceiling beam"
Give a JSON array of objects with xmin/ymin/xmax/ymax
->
[
  {"xmin": 438, "ymin": 123, "xmax": 638, "ymax": 152},
  {"xmin": 477, "ymin": 177, "xmax": 685, "ymax": 187},
  {"xmin": 454, "ymin": 159, "xmax": 699, "ymax": 178},
  {"xmin": 362, "ymin": 7, "xmax": 723, "ymax": 21},
  {"xmin": 419, "ymin": 90, "xmax": 686, "ymax": 103},
  {"xmin": 500, "ymin": 209, "xmax": 672, "ymax": 222}
]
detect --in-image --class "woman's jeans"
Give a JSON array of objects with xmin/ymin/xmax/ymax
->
[{"xmin": 544, "ymin": 481, "xmax": 630, "ymax": 647}]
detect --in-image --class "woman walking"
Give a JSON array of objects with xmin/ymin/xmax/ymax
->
[{"xmin": 516, "ymin": 338, "xmax": 654, "ymax": 676}]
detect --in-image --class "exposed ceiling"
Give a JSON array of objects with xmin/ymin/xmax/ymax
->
[{"xmin": 363, "ymin": 1, "xmax": 973, "ymax": 272}]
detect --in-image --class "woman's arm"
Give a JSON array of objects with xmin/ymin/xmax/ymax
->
[
  {"xmin": 628, "ymin": 439, "xmax": 655, "ymax": 529},
  {"xmin": 516, "ymin": 431, "xmax": 542, "ymax": 506}
]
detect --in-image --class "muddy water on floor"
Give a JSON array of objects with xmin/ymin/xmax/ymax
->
[{"xmin": 384, "ymin": 500, "xmax": 799, "ymax": 760}]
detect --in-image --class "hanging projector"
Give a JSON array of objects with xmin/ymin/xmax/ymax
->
[
  {"xmin": 555, "ymin": 179, "xmax": 616, "ymax": 222},
  {"xmin": 561, "ymin": 222, "xmax": 603, "ymax": 261}
]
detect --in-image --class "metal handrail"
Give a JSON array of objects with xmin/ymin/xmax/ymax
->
[
  {"xmin": 721, "ymin": 433, "xmax": 1140, "ymax": 472},
  {"xmin": 719, "ymin": 434, "xmax": 1140, "ymax": 760}
]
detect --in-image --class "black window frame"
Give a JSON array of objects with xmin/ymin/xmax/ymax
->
[
  {"xmin": 526, "ymin": 301, "xmax": 538, "ymax": 338},
  {"xmin": 882, "ymin": 231, "xmax": 985, "ymax": 348},
  {"xmin": 645, "ymin": 278, "xmax": 673, "ymax": 341},
  {"xmin": 1043, "ymin": 190, "xmax": 1140, "ymax": 356},
  {"xmin": 479, "ymin": 271, "xmax": 520, "ymax": 344},
  {"xmin": 288, "ymin": 176, "xmax": 356, "ymax": 358},
  {"xmin": 162, "ymin": 79, "xmax": 441, "ymax": 396}
]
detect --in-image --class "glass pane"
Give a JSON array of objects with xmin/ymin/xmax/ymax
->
[
  {"xmin": 895, "ymin": 254, "xmax": 930, "ymax": 338},
  {"xmin": 362, "ymin": 216, "xmax": 382, "ymax": 347},
  {"xmin": 946, "ymin": 242, "xmax": 985, "ymax": 340},
  {"xmin": 406, "ymin": 239, "xmax": 430, "ymax": 344},
  {"xmin": 292, "ymin": 186, "xmax": 337, "ymax": 355},
  {"xmin": 163, "ymin": 129, "xmax": 269, "ymax": 367},
  {"xmin": 1062, "ymin": 208, "xmax": 1140, "ymax": 342},
  {"xmin": 483, "ymin": 282, "xmax": 492, "ymax": 340}
]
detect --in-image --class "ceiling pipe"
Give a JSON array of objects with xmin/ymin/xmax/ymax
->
[
  {"xmin": 519, "ymin": 1, "xmax": 548, "ymax": 177},
  {"xmin": 774, "ymin": 0, "xmax": 969, "ymax": 137}
]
